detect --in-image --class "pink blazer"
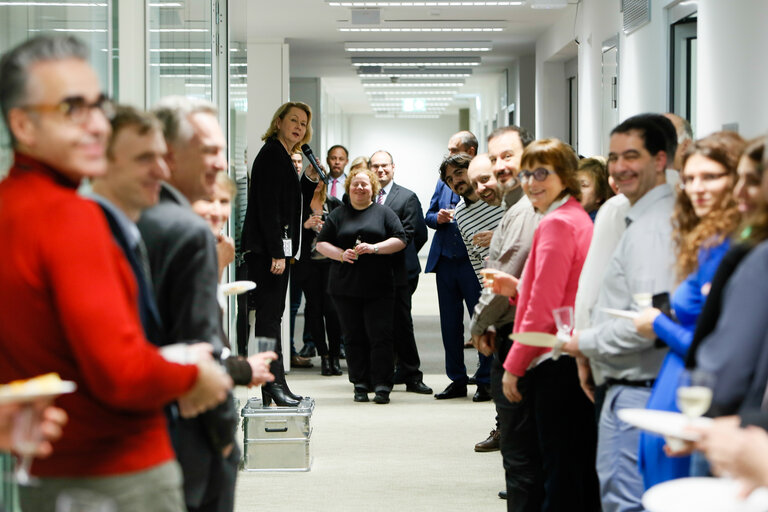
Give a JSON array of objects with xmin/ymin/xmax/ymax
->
[{"xmin": 503, "ymin": 197, "xmax": 593, "ymax": 376}]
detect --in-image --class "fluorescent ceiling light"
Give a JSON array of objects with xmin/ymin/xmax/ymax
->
[
  {"xmin": 149, "ymin": 2, "xmax": 183, "ymax": 6},
  {"xmin": 352, "ymin": 56, "xmax": 480, "ymax": 67},
  {"xmin": 160, "ymin": 74, "xmax": 210, "ymax": 78},
  {"xmin": 375, "ymin": 114, "xmax": 441, "ymax": 119},
  {"xmin": 363, "ymin": 80, "xmax": 464, "ymax": 87},
  {"xmin": 359, "ymin": 72, "xmax": 470, "ymax": 78},
  {"xmin": 185, "ymin": 83, "xmax": 210, "ymax": 88},
  {"xmin": 30, "ymin": 28, "xmax": 107, "ymax": 32},
  {"xmin": 1, "ymin": 1, "xmax": 106, "ymax": 5},
  {"xmin": 149, "ymin": 28, "xmax": 209, "ymax": 32},
  {"xmin": 345, "ymin": 41, "xmax": 492, "ymax": 52},
  {"xmin": 340, "ymin": 27, "xmax": 502, "ymax": 32},
  {"xmin": 329, "ymin": 1, "xmax": 522, "ymax": 5},
  {"xmin": 366, "ymin": 91, "xmax": 456, "ymax": 97},
  {"xmin": 150, "ymin": 63, "xmax": 211, "ymax": 67},
  {"xmin": 150, "ymin": 48, "xmax": 210, "ymax": 52}
]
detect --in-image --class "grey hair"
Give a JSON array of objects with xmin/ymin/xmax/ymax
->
[
  {"xmin": 152, "ymin": 95, "xmax": 218, "ymax": 146},
  {"xmin": 0, "ymin": 35, "xmax": 89, "ymax": 146}
]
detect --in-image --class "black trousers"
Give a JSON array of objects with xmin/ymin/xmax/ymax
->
[
  {"xmin": 333, "ymin": 294, "xmax": 395, "ymax": 391},
  {"xmin": 245, "ymin": 253, "xmax": 290, "ymax": 382},
  {"xmin": 293, "ymin": 259, "xmax": 342, "ymax": 357},
  {"xmin": 392, "ymin": 276, "xmax": 423, "ymax": 383},
  {"xmin": 491, "ymin": 328, "xmax": 544, "ymax": 512},
  {"xmin": 529, "ymin": 357, "xmax": 600, "ymax": 512}
]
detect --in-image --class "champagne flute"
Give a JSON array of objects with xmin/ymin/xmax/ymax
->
[
  {"xmin": 446, "ymin": 202, "xmax": 457, "ymax": 223},
  {"xmin": 311, "ymin": 208, "xmax": 323, "ymax": 233},
  {"xmin": 552, "ymin": 306, "xmax": 574, "ymax": 360},
  {"xmin": 11, "ymin": 404, "xmax": 42, "ymax": 486},
  {"xmin": 677, "ymin": 369, "xmax": 715, "ymax": 418}
]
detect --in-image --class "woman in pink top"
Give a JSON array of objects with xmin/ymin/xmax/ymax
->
[{"xmin": 489, "ymin": 138, "xmax": 599, "ymax": 511}]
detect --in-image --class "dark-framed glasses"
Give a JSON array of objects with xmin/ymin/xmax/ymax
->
[
  {"xmin": 517, "ymin": 167, "xmax": 555, "ymax": 183},
  {"xmin": 21, "ymin": 93, "xmax": 115, "ymax": 123}
]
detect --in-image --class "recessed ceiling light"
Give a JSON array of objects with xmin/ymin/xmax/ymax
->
[
  {"xmin": 149, "ymin": 28, "xmax": 209, "ymax": 32},
  {"xmin": 2, "ymin": 1, "xmax": 106, "ymax": 5},
  {"xmin": 345, "ymin": 41, "xmax": 492, "ymax": 52},
  {"xmin": 366, "ymin": 91, "xmax": 457, "ymax": 97},
  {"xmin": 150, "ymin": 63, "xmax": 211, "ymax": 67},
  {"xmin": 150, "ymin": 48, "xmax": 210, "ymax": 52},
  {"xmin": 29, "ymin": 28, "xmax": 107, "ymax": 32},
  {"xmin": 359, "ymin": 72, "xmax": 470, "ymax": 78},
  {"xmin": 363, "ymin": 83, "xmax": 463, "ymax": 88}
]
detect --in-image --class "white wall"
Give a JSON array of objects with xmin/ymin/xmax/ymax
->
[
  {"xmin": 346, "ymin": 115, "xmax": 459, "ymax": 212},
  {"xmin": 696, "ymin": 0, "xmax": 768, "ymax": 138}
]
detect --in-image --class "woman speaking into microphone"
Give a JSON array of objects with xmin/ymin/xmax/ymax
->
[{"xmin": 241, "ymin": 102, "xmax": 318, "ymax": 406}]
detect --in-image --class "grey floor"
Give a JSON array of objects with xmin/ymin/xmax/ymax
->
[{"xmin": 233, "ymin": 270, "xmax": 506, "ymax": 511}]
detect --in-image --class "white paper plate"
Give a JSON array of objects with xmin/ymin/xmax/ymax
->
[
  {"xmin": 509, "ymin": 332, "xmax": 558, "ymax": 348},
  {"xmin": 0, "ymin": 380, "xmax": 77, "ymax": 405},
  {"xmin": 602, "ymin": 307, "xmax": 640, "ymax": 319},
  {"xmin": 643, "ymin": 478, "xmax": 768, "ymax": 512},
  {"xmin": 220, "ymin": 280, "xmax": 256, "ymax": 296},
  {"xmin": 617, "ymin": 408, "xmax": 712, "ymax": 441}
]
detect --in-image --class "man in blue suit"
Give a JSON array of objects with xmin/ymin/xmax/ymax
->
[{"xmin": 425, "ymin": 131, "xmax": 489, "ymax": 404}]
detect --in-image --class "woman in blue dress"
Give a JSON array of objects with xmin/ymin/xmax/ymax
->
[{"xmin": 633, "ymin": 131, "xmax": 746, "ymax": 489}]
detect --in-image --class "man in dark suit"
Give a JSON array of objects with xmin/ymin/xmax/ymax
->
[
  {"xmin": 370, "ymin": 150, "xmax": 432, "ymax": 394},
  {"xmin": 137, "ymin": 96, "xmax": 239, "ymax": 512}
]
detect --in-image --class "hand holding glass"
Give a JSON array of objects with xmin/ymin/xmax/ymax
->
[{"xmin": 255, "ymin": 337, "xmax": 277, "ymax": 365}]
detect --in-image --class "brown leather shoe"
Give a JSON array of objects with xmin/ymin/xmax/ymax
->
[
  {"xmin": 474, "ymin": 428, "xmax": 500, "ymax": 452},
  {"xmin": 290, "ymin": 354, "xmax": 314, "ymax": 368}
]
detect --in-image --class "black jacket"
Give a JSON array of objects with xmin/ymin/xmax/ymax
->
[
  {"xmin": 241, "ymin": 137, "xmax": 317, "ymax": 259},
  {"xmin": 383, "ymin": 182, "xmax": 428, "ymax": 281}
]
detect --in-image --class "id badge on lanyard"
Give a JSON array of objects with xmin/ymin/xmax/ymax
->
[{"xmin": 282, "ymin": 225, "xmax": 292, "ymax": 257}]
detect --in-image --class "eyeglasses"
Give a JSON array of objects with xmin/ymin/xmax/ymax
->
[
  {"xmin": 517, "ymin": 167, "xmax": 555, "ymax": 183},
  {"xmin": 680, "ymin": 172, "xmax": 729, "ymax": 190},
  {"xmin": 21, "ymin": 94, "xmax": 115, "ymax": 124}
]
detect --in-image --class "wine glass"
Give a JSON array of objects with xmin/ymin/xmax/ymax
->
[
  {"xmin": 56, "ymin": 489, "xmax": 116, "ymax": 512},
  {"xmin": 552, "ymin": 306, "xmax": 574, "ymax": 360},
  {"xmin": 480, "ymin": 258, "xmax": 501, "ymax": 290},
  {"xmin": 12, "ymin": 404, "xmax": 43, "ymax": 486},
  {"xmin": 446, "ymin": 202, "xmax": 457, "ymax": 223},
  {"xmin": 255, "ymin": 337, "xmax": 277, "ymax": 365},
  {"xmin": 677, "ymin": 369, "xmax": 716, "ymax": 418},
  {"xmin": 311, "ymin": 209, "xmax": 324, "ymax": 233}
]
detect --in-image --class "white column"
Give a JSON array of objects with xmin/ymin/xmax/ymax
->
[{"xmin": 117, "ymin": 0, "xmax": 146, "ymax": 108}]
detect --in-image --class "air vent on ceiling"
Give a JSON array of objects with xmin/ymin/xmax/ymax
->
[{"xmin": 621, "ymin": 0, "xmax": 651, "ymax": 35}]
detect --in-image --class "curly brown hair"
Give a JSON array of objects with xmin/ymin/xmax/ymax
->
[{"xmin": 672, "ymin": 131, "xmax": 746, "ymax": 281}]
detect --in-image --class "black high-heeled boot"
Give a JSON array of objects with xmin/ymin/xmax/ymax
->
[
  {"xmin": 262, "ymin": 382, "xmax": 300, "ymax": 407},
  {"xmin": 321, "ymin": 356, "xmax": 333, "ymax": 376},
  {"xmin": 331, "ymin": 357, "xmax": 342, "ymax": 376}
]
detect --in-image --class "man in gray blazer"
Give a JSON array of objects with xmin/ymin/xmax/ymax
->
[{"xmin": 137, "ymin": 96, "xmax": 238, "ymax": 512}]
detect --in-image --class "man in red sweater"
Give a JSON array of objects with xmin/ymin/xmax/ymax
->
[{"xmin": 0, "ymin": 35, "xmax": 231, "ymax": 512}]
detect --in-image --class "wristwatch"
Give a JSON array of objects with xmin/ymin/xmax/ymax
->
[{"xmin": 373, "ymin": 244, "xmax": 379, "ymax": 254}]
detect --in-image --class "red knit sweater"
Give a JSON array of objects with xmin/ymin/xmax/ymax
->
[
  {"xmin": 0, "ymin": 153, "xmax": 198, "ymax": 477},
  {"xmin": 504, "ymin": 197, "xmax": 593, "ymax": 376}
]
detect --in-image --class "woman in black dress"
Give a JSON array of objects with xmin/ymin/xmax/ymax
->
[
  {"xmin": 316, "ymin": 168, "xmax": 407, "ymax": 404},
  {"xmin": 240, "ymin": 101, "xmax": 317, "ymax": 406}
]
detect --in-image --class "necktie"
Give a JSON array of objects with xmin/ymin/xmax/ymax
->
[
  {"xmin": 134, "ymin": 238, "xmax": 154, "ymax": 289},
  {"xmin": 377, "ymin": 189, "xmax": 385, "ymax": 204},
  {"xmin": 331, "ymin": 178, "xmax": 337, "ymax": 198}
]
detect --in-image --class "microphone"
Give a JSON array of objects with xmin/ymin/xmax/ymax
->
[{"xmin": 301, "ymin": 144, "xmax": 328, "ymax": 183}]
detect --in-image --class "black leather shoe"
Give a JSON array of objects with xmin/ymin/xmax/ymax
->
[
  {"xmin": 498, "ymin": 491, "xmax": 507, "ymax": 500},
  {"xmin": 373, "ymin": 390, "xmax": 390, "ymax": 404},
  {"xmin": 331, "ymin": 357, "xmax": 343, "ymax": 376},
  {"xmin": 472, "ymin": 384, "xmax": 492, "ymax": 402},
  {"xmin": 467, "ymin": 375, "xmax": 477, "ymax": 385},
  {"xmin": 320, "ymin": 356, "xmax": 332, "ymax": 376},
  {"xmin": 405, "ymin": 379, "xmax": 432, "ymax": 394},
  {"xmin": 291, "ymin": 354, "xmax": 314, "ymax": 368},
  {"xmin": 434, "ymin": 381, "xmax": 467, "ymax": 400},
  {"xmin": 262, "ymin": 382, "xmax": 300, "ymax": 407},
  {"xmin": 353, "ymin": 387, "xmax": 369, "ymax": 402},
  {"xmin": 298, "ymin": 342, "xmax": 316, "ymax": 358},
  {"xmin": 474, "ymin": 429, "xmax": 501, "ymax": 452}
]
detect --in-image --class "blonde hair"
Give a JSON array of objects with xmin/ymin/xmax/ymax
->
[
  {"xmin": 215, "ymin": 171, "xmax": 236, "ymax": 199},
  {"xmin": 349, "ymin": 156, "xmax": 369, "ymax": 172},
  {"xmin": 344, "ymin": 167, "xmax": 380, "ymax": 201},
  {"xmin": 261, "ymin": 102, "xmax": 313, "ymax": 153}
]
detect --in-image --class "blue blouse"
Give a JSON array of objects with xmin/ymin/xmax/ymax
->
[{"xmin": 638, "ymin": 237, "xmax": 731, "ymax": 489}]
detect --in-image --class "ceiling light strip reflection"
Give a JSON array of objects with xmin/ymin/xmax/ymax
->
[
  {"xmin": 340, "ymin": 27, "xmax": 502, "ymax": 32},
  {"xmin": 329, "ymin": 1, "xmax": 522, "ymax": 5}
]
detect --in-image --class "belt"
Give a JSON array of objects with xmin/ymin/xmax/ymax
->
[{"xmin": 604, "ymin": 377, "xmax": 655, "ymax": 389}]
